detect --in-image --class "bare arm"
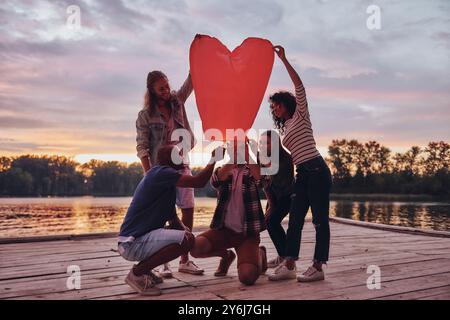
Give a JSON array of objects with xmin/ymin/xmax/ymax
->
[
  {"xmin": 274, "ymin": 45, "xmax": 308, "ymax": 113},
  {"xmin": 176, "ymin": 163, "xmax": 215, "ymax": 188},
  {"xmin": 168, "ymin": 214, "xmax": 189, "ymax": 231},
  {"xmin": 176, "ymin": 146, "xmax": 225, "ymax": 188},
  {"xmin": 274, "ymin": 46, "xmax": 301, "ymax": 87}
]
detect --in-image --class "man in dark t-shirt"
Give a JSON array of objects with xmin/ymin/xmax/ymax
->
[
  {"xmin": 119, "ymin": 165, "xmax": 182, "ymax": 239},
  {"xmin": 118, "ymin": 144, "xmax": 224, "ymax": 296}
]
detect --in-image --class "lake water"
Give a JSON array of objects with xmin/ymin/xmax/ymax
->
[{"xmin": 0, "ymin": 197, "xmax": 449, "ymax": 238}]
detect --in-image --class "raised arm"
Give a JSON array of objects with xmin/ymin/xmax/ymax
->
[
  {"xmin": 274, "ymin": 45, "xmax": 308, "ymax": 114},
  {"xmin": 176, "ymin": 73, "xmax": 193, "ymax": 103},
  {"xmin": 274, "ymin": 46, "xmax": 301, "ymax": 86}
]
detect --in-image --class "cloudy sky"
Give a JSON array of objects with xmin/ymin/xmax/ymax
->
[{"xmin": 1, "ymin": 0, "xmax": 449, "ymax": 164}]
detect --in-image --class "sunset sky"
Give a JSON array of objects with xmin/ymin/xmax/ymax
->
[{"xmin": 1, "ymin": 0, "xmax": 449, "ymax": 165}]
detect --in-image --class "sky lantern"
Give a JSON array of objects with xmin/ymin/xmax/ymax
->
[{"xmin": 190, "ymin": 35, "xmax": 274, "ymax": 141}]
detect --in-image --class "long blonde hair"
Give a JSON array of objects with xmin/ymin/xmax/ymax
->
[{"xmin": 143, "ymin": 70, "xmax": 167, "ymax": 110}]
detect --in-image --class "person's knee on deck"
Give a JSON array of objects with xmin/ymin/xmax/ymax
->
[
  {"xmin": 238, "ymin": 263, "xmax": 259, "ymax": 286},
  {"xmin": 190, "ymin": 235, "xmax": 212, "ymax": 258}
]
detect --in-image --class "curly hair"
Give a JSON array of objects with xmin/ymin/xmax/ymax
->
[{"xmin": 269, "ymin": 91, "xmax": 296, "ymax": 134}]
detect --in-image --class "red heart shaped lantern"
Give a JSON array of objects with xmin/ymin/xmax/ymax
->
[{"xmin": 189, "ymin": 35, "xmax": 274, "ymax": 141}]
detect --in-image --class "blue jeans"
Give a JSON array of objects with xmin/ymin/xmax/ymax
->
[
  {"xmin": 286, "ymin": 156, "xmax": 332, "ymax": 262},
  {"xmin": 118, "ymin": 228, "xmax": 185, "ymax": 262}
]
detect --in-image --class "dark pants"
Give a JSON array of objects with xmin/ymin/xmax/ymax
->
[
  {"xmin": 287, "ymin": 156, "xmax": 332, "ymax": 262},
  {"xmin": 266, "ymin": 194, "xmax": 292, "ymax": 258}
]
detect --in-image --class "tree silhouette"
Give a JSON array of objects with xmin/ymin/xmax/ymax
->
[{"xmin": 0, "ymin": 140, "xmax": 448, "ymax": 197}]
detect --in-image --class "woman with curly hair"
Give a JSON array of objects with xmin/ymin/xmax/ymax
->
[{"xmin": 267, "ymin": 45, "xmax": 332, "ymax": 283}]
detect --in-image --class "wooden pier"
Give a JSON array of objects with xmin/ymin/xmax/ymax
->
[{"xmin": 0, "ymin": 218, "xmax": 449, "ymax": 300}]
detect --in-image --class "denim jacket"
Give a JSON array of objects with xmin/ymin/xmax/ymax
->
[{"xmin": 136, "ymin": 74, "xmax": 196, "ymax": 165}]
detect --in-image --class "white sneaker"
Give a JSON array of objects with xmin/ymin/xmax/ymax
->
[
  {"xmin": 267, "ymin": 256, "xmax": 284, "ymax": 268},
  {"xmin": 297, "ymin": 266, "xmax": 325, "ymax": 282},
  {"xmin": 178, "ymin": 260, "xmax": 204, "ymax": 275},
  {"xmin": 157, "ymin": 263, "xmax": 173, "ymax": 278},
  {"xmin": 268, "ymin": 263, "xmax": 297, "ymax": 281}
]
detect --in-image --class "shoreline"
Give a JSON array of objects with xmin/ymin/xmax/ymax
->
[
  {"xmin": 1, "ymin": 217, "xmax": 449, "ymax": 244},
  {"xmin": 330, "ymin": 193, "xmax": 449, "ymax": 202},
  {"xmin": 1, "ymin": 193, "xmax": 449, "ymax": 202}
]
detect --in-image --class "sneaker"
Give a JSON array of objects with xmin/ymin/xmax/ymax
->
[
  {"xmin": 157, "ymin": 263, "xmax": 173, "ymax": 278},
  {"xmin": 148, "ymin": 270, "xmax": 164, "ymax": 284},
  {"xmin": 125, "ymin": 267, "xmax": 161, "ymax": 296},
  {"xmin": 268, "ymin": 262, "xmax": 297, "ymax": 281},
  {"xmin": 267, "ymin": 256, "xmax": 284, "ymax": 268},
  {"xmin": 259, "ymin": 246, "xmax": 268, "ymax": 275},
  {"xmin": 297, "ymin": 266, "xmax": 325, "ymax": 282},
  {"xmin": 179, "ymin": 260, "xmax": 204, "ymax": 275},
  {"xmin": 214, "ymin": 250, "xmax": 236, "ymax": 277}
]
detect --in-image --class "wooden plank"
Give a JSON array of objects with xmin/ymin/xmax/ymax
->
[
  {"xmin": 374, "ymin": 285, "xmax": 450, "ymax": 300},
  {"xmin": 419, "ymin": 292, "xmax": 450, "ymax": 300},
  {"xmin": 323, "ymin": 273, "xmax": 450, "ymax": 300},
  {"xmin": 10, "ymin": 276, "xmax": 190, "ymax": 300},
  {"xmin": 198, "ymin": 262, "xmax": 450, "ymax": 300},
  {"xmin": 1, "ymin": 221, "xmax": 449, "ymax": 300}
]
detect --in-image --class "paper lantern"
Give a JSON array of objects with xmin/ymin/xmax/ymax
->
[{"xmin": 189, "ymin": 35, "xmax": 274, "ymax": 141}]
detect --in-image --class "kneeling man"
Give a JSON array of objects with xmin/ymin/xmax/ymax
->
[
  {"xmin": 191, "ymin": 139, "xmax": 268, "ymax": 285},
  {"xmin": 118, "ymin": 145, "xmax": 224, "ymax": 295}
]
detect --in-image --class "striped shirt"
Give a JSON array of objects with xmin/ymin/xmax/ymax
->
[{"xmin": 282, "ymin": 82, "xmax": 320, "ymax": 165}]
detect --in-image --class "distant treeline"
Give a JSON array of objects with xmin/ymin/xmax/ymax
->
[
  {"xmin": 0, "ymin": 140, "xmax": 448, "ymax": 198},
  {"xmin": 327, "ymin": 140, "xmax": 449, "ymax": 197},
  {"xmin": 0, "ymin": 157, "xmax": 142, "ymax": 196}
]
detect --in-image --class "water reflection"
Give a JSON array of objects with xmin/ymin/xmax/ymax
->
[
  {"xmin": 0, "ymin": 197, "xmax": 448, "ymax": 238},
  {"xmin": 331, "ymin": 201, "xmax": 450, "ymax": 231}
]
